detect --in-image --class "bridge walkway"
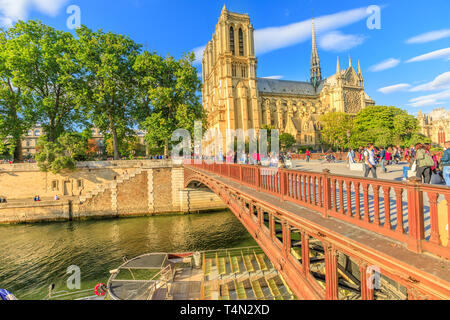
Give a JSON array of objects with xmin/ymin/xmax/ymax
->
[{"xmin": 190, "ymin": 167, "xmax": 450, "ymax": 291}]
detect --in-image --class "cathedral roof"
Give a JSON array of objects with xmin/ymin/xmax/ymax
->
[{"xmin": 257, "ymin": 78, "xmax": 323, "ymax": 96}]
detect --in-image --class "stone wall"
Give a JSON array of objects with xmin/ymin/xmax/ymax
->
[
  {"xmin": 116, "ymin": 171, "xmax": 149, "ymax": 216},
  {"xmin": 0, "ymin": 201, "xmax": 72, "ymax": 224},
  {"xmin": 0, "ymin": 163, "xmax": 226, "ymax": 224},
  {"xmin": 0, "ymin": 160, "xmax": 172, "ymax": 200}
]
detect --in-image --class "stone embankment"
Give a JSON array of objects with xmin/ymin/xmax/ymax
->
[{"xmin": 0, "ymin": 161, "xmax": 226, "ymax": 224}]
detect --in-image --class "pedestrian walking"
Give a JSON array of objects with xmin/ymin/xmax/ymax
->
[
  {"xmin": 346, "ymin": 148, "xmax": 356, "ymax": 167},
  {"xmin": 363, "ymin": 144, "xmax": 378, "ymax": 179},
  {"xmin": 379, "ymin": 147, "xmax": 387, "ymax": 173},
  {"xmin": 415, "ymin": 143, "xmax": 434, "ymax": 184},
  {"xmin": 386, "ymin": 148, "xmax": 392, "ymax": 165}
]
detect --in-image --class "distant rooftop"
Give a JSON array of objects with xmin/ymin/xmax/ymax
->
[{"xmin": 257, "ymin": 78, "xmax": 323, "ymax": 96}]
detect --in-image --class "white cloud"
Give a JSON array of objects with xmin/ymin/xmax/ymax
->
[
  {"xmin": 410, "ymin": 71, "xmax": 450, "ymax": 92},
  {"xmin": 409, "ymin": 89, "xmax": 450, "ymax": 107},
  {"xmin": 193, "ymin": 6, "xmax": 372, "ymax": 64},
  {"xmin": 369, "ymin": 58, "xmax": 401, "ymax": 72},
  {"xmin": 406, "ymin": 48, "xmax": 450, "ymax": 63},
  {"xmin": 261, "ymin": 75, "xmax": 284, "ymax": 80},
  {"xmin": 193, "ymin": 45, "xmax": 206, "ymax": 64},
  {"xmin": 378, "ymin": 84, "xmax": 411, "ymax": 94},
  {"xmin": 0, "ymin": 0, "xmax": 68, "ymax": 27},
  {"xmin": 406, "ymin": 29, "xmax": 450, "ymax": 44},
  {"xmin": 318, "ymin": 31, "xmax": 365, "ymax": 52}
]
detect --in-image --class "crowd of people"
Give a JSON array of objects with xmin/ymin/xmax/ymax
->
[
  {"xmin": 346, "ymin": 142, "xmax": 450, "ymax": 186},
  {"xmin": 193, "ymin": 150, "xmax": 297, "ymax": 169}
]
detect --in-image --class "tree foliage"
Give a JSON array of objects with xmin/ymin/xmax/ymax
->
[
  {"xmin": 6, "ymin": 21, "xmax": 85, "ymax": 143},
  {"xmin": 134, "ymin": 52, "xmax": 205, "ymax": 155},
  {"xmin": 35, "ymin": 132, "xmax": 89, "ymax": 173},
  {"xmin": 319, "ymin": 112, "xmax": 353, "ymax": 149},
  {"xmin": 105, "ymin": 131, "xmax": 141, "ymax": 159},
  {"xmin": 351, "ymin": 106, "xmax": 419, "ymax": 148},
  {"xmin": 76, "ymin": 26, "xmax": 141, "ymax": 160},
  {"xmin": 279, "ymin": 133, "xmax": 296, "ymax": 150},
  {"xmin": 0, "ymin": 20, "xmax": 205, "ymax": 169},
  {"xmin": 0, "ymin": 25, "xmax": 36, "ymax": 161}
]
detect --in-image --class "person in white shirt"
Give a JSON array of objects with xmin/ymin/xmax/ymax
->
[{"xmin": 363, "ymin": 143, "xmax": 377, "ymax": 179}]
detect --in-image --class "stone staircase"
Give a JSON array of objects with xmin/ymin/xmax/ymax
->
[{"xmin": 78, "ymin": 168, "xmax": 143, "ymax": 204}]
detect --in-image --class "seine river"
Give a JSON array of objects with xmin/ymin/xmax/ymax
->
[{"xmin": 0, "ymin": 210, "xmax": 256, "ymax": 300}]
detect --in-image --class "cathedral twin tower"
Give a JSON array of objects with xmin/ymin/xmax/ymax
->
[{"xmin": 202, "ymin": 6, "xmax": 375, "ymax": 149}]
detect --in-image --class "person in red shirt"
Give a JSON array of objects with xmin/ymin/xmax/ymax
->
[
  {"xmin": 305, "ymin": 149, "xmax": 311, "ymax": 162},
  {"xmin": 385, "ymin": 150, "xmax": 392, "ymax": 165}
]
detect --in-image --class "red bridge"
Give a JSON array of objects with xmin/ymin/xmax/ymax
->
[{"xmin": 184, "ymin": 161, "xmax": 450, "ymax": 300}]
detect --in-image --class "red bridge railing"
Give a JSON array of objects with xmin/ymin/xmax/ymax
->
[{"xmin": 185, "ymin": 161, "xmax": 450, "ymax": 260}]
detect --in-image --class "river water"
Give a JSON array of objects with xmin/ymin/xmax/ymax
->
[{"xmin": 0, "ymin": 210, "xmax": 256, "ymax": 300}]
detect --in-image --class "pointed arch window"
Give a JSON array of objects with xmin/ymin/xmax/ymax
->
[
  {"xmin": 229, "ymin": 26, "xmax": 235, "ymax": 55},
  {"xmin": 239, "ymin": 28, "xmax": 244, "ymax": 56}
]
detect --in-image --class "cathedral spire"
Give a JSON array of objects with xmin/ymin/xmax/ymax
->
[
  {"xmin": 358, "ymin": 60, "xmax": 362, "ymax": 75},
  {"xmin": 348, "ymin": 55, "xmax": 352, "ymax": 68},
  {"xmin": 310, "ymin": 17, "xmax": 322, "ymax": 87},
  {"xmin": 221, "ymin": 4, "xmax": 228, "ymax": 15}
]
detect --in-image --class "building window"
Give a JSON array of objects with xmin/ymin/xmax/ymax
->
[
  {"xmin": 229, "ymin": 26, "xmax": 235, "ymax": 55},
  {"xmin": 52, "ymin": 181, "xmax": 59, "ymax": 191},
  {"xmin": 241, "ymin": 66, "xmax": 247, "ymax": 78},
  {"xmin": 239, "ymin": 28, "xmax": 244, "ymax": 56},
  {"xmin": 232, "ymin": 64, "xmax": 237, "ymax": 77},
  {"xmin": 26, "ymin": 141, "xmax": 30, "ymax": 147},
  {"xmin": 34, "ymin": 130, "xmax": 41, "ymax": 136},
  {"xmin": 77, "ymin": 180, "xmax": 83, "ymax": 188}
]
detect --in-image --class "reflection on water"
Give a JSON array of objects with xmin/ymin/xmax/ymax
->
[{"xmin": 0, "ymin": 210, "xmax": 256, "ymax": 300}]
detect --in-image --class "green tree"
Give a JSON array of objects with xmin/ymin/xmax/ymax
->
[
  {"xmin": 6, "ymin": 21, "xmax": 85, "ymax": 143},
  {"xmin": 279, "ymin": 133, "xmax": 296, "ymax": 150},
  {"xmin": 76, "ymin": 26, "xmax": 141, "ymax": 160},
  {"xmin": 133, "ymin": 52, "xmax": 205, "ymax": 155},
  {"xmin": 319, "ymin": 112, "xmax": 353, "ymax": 149},
  {"xmin": 404, "ymin": 133, "xmax": 432, "ymax": 147},
  {"xmin": 105, "ymin": 130, "xmax": 140, "ymax": 159},
  {"xmin": 351, "ymin": 106, "xmax": 419, "ymax": 148},
  {"xmin": 36, "ymin": 132, "xmax": 89, "ymax": 173},
  {"xmin": 0, "ymin": 27, "xmax": 37, "ymax": 162}
]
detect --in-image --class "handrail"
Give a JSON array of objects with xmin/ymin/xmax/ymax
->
[
  {"xmin": 185, "ymin": 161, "xmax": 450, "ymax": 260},
  {"xmin": 46, "ymin": 287, "xmax": 98, "ymax": 300}
]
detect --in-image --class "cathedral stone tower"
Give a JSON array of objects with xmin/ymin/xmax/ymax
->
[{"xmin": 202, "ymin": 5, "xmax": 260, "ymax": 149}]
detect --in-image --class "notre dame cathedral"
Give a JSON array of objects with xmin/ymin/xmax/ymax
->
[{"xmin": 202, "ymin": 6, "xmax": 375, "ymax": 149}]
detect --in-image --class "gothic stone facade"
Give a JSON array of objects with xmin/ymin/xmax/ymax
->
[
  {"xmin": 418, "ymin": 108, "xmax": 450, "ymax": 147},
  {"xmin": 202, "ymin": 7, "xmax": 375, "ymax": 149}
]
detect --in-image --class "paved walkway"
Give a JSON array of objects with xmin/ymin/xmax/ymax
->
[{"xmin": 291, "ymin": 160, "xmax": 413, "ymax": 182}]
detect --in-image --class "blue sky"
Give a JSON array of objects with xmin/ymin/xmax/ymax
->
[{"xmin": 1, "ymin": 0, "xmax": 449, "ymax": 115}]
